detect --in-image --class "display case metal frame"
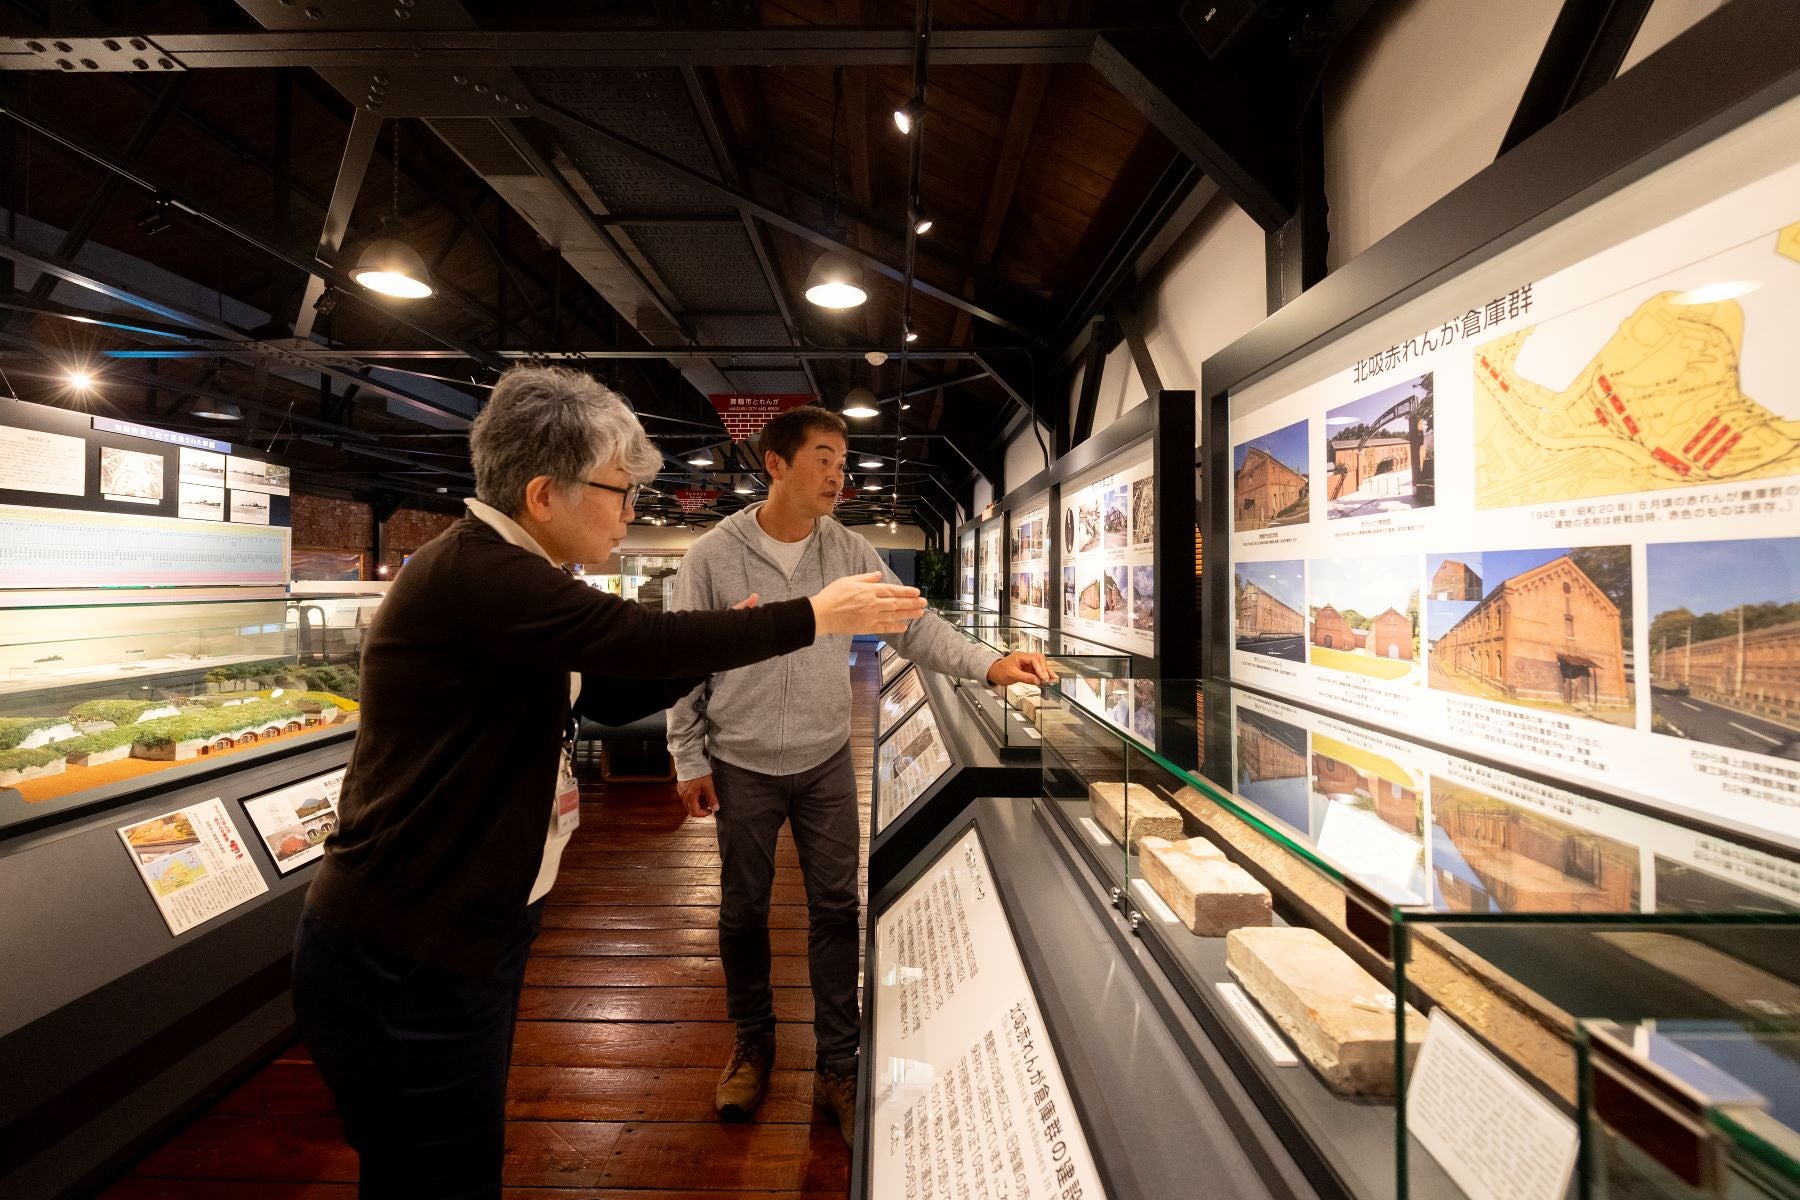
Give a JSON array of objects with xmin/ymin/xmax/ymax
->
[{"xmin": 867, "ymin": 668, "xmax": 1039, "ymax": 896}]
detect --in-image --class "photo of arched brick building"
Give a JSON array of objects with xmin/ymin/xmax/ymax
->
[
  {"xmin": 1428, "ymin": 548, "xmax": 1633, "ymax": 726},
  {"xmin": 1311, "ymin": 604, "xmax": 1354, "ymax": 650},
  {"xmin": 1368, "ymin": 608, "xmax": 1413, "ymax": 660}
]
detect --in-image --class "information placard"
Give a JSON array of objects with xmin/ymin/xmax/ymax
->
[
  {"xmin": 240, "ymin": 768, "xmax": 346, "ymax": 874},
  {"xmin": 1407, "ymin": 1011, "xmax": 1578, "ymax": 1200},
  {"xmin": 879, "ymin": 666, "xmax": 927, "ymax": 736},
  {"xmin": 117, "ymin": 798, "xmax": 271, "ymax": 936},
  {"xmin": 1008, "ymin": 497, "xmax": 1050, "ymax": 625},
  {"xmin": 1061, "ymin": 447, "xmax": 1154, "ymax": 656},
  {"xmin": 1227, "ymin": 143, "xmax": 1800, "ymax": 848},
  {"xmin": 978, "ymin": 519, "xmax": 1003, "ymax": 613},
  {"xmin": 877, "ymin": 706, "xmax": 952, "ymax": 832},
  {"xmin": 958, "ymin": 528, "xmax": 977, "ymax": 607},
  {"xmin": 870, "ymin": 827, "xmax": 1109, "ymax": 1200},
  {"xmin": 0, "ymin": 503, "xmax": 289, "ymax": 588}
]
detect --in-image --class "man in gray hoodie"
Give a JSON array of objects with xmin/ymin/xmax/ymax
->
[{"xmin": 666, "ymin": 405, "xmax": 1051, "ymax": 1142}]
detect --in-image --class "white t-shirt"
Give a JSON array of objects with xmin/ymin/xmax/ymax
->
[{"xmin": 753, "ymin": 517, "xmax": 815, "ymax": 579}]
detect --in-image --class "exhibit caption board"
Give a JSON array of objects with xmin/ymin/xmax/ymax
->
[
  {"xmin": 1227, "ymin": 139, "xmax": 1800, "ymax": 850},
  {"xmin": 877, "ymin": 705, "xmax": 953, "ymax": 833},
  {"xmin": 1008, "ymin": 497, "xmax": 1050, "ymax": 625},
  {"xmin": 1060, "ymin": 448, "xmax": 1154, "ymax": 658},
  {"xmin": 870, "ymin": 827, "xmax": 1108, "ymax": 1200},
  {"xmin": 958, "ymin": 529, "xmax": 978, "ymax": 608},
  {"xmin": 978, "ymin": 519, "xmax": 1003, "ymax": 613}
]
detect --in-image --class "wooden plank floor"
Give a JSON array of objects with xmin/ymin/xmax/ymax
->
[{"xmin": 102, "ymin": 652, "xmax": 880, "ymax": 1199}]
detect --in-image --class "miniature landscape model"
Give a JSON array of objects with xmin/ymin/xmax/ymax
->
[{"xmin": 0, "ymin": 658, "xmax": 360, "ymax": 801}]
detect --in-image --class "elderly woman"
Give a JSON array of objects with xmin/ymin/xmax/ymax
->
[{"xmin": 291, "ymin": 367, "xmax": 922, "ymax": 1198}]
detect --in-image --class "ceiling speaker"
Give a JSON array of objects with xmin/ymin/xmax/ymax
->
[{"xmin": 1181, "ymin": 0, "xmax": 1260, "ymax": 59}]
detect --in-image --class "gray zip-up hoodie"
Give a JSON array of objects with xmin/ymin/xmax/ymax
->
[{"xmin": 666, "ymin": 503, "xmax": 997, "ymax": 781}]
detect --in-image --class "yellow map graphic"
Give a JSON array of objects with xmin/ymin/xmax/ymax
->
[{"xmin": 1474, "ymin": 223, "xmax": 1800, "ymax": 508}]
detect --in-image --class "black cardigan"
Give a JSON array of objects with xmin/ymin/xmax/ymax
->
[{"xmin": 304, "ymin": 517, "xmax": 815, "ymax": 975}]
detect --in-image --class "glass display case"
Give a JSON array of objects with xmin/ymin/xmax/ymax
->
[
  {"xmin": 0, "ymin": 589, "xmax": 383, "ymax": 829},
  {"xmin": 942, "ymin": 617, "xmax": 1135, "ymax": 751},
  {"xmin": 1033, "ymin": 675, "xmax": 1800, "ymax": 1200}
]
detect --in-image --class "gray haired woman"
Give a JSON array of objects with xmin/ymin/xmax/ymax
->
[{"xmin": 291, "ymin": 366, "xmax": 920, "ymax": 1199}]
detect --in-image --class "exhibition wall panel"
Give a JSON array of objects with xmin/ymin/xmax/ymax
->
[{"xmin": 1204, "ymin": 0, "xmax": 1800, "ymax": 853}]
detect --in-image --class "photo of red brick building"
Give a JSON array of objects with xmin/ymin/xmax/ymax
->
[
  {"xmin": 1239, "ymin": 582, "xmax": 1304, "ymax": 639},
  {"xmin": 1429, "ymin": 551, "xmax": 1633, "ymax": 725},
  {"xmin": 1235, "ymin": 447, "xmax": 1308, "ymax": 531},
  {"xmin": 1368, "ymin": 608, "xmax": 1413, "ymax": 660},
  {"xmin": 1430, "ymin": 559, "xmax": 1481, "ymax": 601},
  {"xmin": 1311, "ymin": 604, "xmax": 1354, "ymax": 650}
]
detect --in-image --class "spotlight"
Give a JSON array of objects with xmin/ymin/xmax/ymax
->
[
  {"xmin": 858, "ymin": 457, "xmax": 883, "ymax": 469},
  {"xmin": 863, "ymin": 482, "xmax": 882, "ymax": 491},
  {"xmin": 903, "ymin": 327, "xmax": 918, "ymax": 343},
  {"xmin": 841, "ymin": 387, "xmax": 879, "ymax": 419},
  {"xmin": 911, "ymin": 209, "xmax": 933, "ymax": 236},
  {"xmin": 893, "ymin": 97, "xmax": 923, "ymax": 135},
  {"xmin": 65, "ymin": 370, "xmax": 94, "ymax": 392},
  {"xmin": 803, "ymin": 252, "xmax": 868, "ymax": 309},
  {"xmin": 687, "ymin": 451, "xmax": 712, "ymax": 467},
  {"xmin": 734, "ymin": 481, "xmax": 753, "ymax": 494}
]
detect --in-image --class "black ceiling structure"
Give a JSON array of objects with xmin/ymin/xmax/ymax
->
[{"xmin": 0, "ymin": 0, "xmax": 1376, "ymax": 535}]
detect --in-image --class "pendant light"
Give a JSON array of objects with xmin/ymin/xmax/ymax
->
[
  {"xmin": 804, "ymin": 253, "xmax": 867, "ymax": 309},
  {"xmin": 842, "ymin": 387, "xmax": 879, "ymax": 418},
  {"xmin": 351, "ymin": 122, "xmax": 436, "ymax": 300}
]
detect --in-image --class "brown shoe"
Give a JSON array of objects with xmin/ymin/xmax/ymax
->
[
  {"xmin": 715, "ymin": 1031, "xmax": 775, "ymax": 1121},
  {"xmin": 814, "ymin": 1059, "xmax": 857, "ymax": 1146}
]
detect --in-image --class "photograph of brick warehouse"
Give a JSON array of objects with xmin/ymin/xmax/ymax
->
[
  {"xmin": 1306, "ymin": 556, "xmax": 1421, "ymax": 683},
  {"xmin": 1647, "ymin": 537, "xmax": 1800, "ymax": 761},
  {"xmin": 1326, "ymin": 373, "xmax": 1435, "ymax": 519},
  {"xmin": 1233, "ymin": 419, "xmax": 1309, "ymax": 531},
  {"xmin": 1234, "ymin": 706, "xmax": 1311, "ymax": 835},
  {"xmin": 1426, "ymin": 547, "xmax": 1634, "ymax": 727},
  {"xmin": 1235, "ymin": 560, "xmax": 1306, "ymax": 662},
  {"xmin": 1429, "ymin": 776, "xmax": 1640, "ymax": 914}
]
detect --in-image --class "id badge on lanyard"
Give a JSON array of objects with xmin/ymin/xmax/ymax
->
[{"xmin": 555, "ymin": 749, "xmax": 581, "ymax": 836}]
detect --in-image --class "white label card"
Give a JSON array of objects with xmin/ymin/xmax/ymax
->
[
  {"xmin": 1407, "ymin": 1010, "xmax": 1579, "ymax": 1200},
  {"xmin": 117, "ymin": 798, "xmax": 271, "ymax": 936},
  {"xmin": 1129, "ymin": 877, "xmax": 1179, "ymax": 924},
  {"xmin": 0, "ymin": 423, "xmax": 86, "ymax": 496},
  {"xmin": 1216, "ymin": 982, "xmax": 1300, "ymax": 1066}
]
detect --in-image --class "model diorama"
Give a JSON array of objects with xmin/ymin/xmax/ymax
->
[{"xmin": 0, "ymin": 658, "xmax": 360, "ymax": 798}]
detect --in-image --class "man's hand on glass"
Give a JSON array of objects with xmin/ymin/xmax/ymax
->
[
  {"xmin": 678, "ymin": 773, "xmax": 720, "ymax": 818},
  {"xmin": 986, "ymin": 651, "xmax": 1057, "ymax": 687}
]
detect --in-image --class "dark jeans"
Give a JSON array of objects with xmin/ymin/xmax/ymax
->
[
  {"xmin": 713, "ymin": 743, "xmax": 860, "ymax": 1068},
  {"xmin": 291, "ymin": 901, "xmax": 545, "ymax": 1200}
]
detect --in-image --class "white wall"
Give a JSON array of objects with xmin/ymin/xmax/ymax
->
[
  {"xmin": 1322, "ymin": 0, "xmax": 1563, "ymax": 270},
  {"xmin": 1002, "ymin": 421, "xmax": 1053, "ymax": 493},
  {"xmin": 1619, "ymin": 0, "xmax": 1728, "ymax": 74},
  {"xmin": 971, "ymin": 477, "xmax": 994, "ymax": 513},
  {"xmin": 1134, "ymin": 195, "xmax": 1267, "ymax": 394}
]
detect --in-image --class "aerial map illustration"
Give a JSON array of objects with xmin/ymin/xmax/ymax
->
[{"xmin": 1472, "ymin": 221, "xmax": 1800, "ymax": 508}]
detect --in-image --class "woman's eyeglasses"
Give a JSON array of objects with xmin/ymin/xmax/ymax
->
[{"xmin": 584, "ymin": 480, "xmax": 641, "ymax": 513}]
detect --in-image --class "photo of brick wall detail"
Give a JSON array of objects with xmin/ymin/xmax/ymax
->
[
  {"xmin": 1426, "ymin": 547, "xmax": 1634, "ymax": 727},
  {"xmin": 1647, "ymin": 536, "xmax": 1800, "ymax": 761},
  {"xmin": 1233, "ymin": 419, "xmax": 1309, "ymax": 531}
]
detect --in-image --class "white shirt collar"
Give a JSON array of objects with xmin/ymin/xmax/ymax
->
[{"xmin": 465, "ymin": 497, "xmax": 556, "ymax": 565}]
